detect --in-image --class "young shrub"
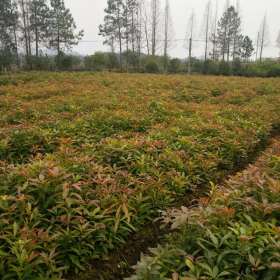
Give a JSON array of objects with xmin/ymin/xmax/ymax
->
[{"xmin": 1, "ymin": 130, "xmax": 57, "ymax": 163}]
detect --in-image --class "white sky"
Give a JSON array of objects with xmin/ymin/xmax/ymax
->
[{"xmin": 64, "ymin": 0, "xmax": 280, "ymax": 58}]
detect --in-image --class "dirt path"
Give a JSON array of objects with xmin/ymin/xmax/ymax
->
[{"xmin": 70, "ymin": 131, "xmax": 280, "ymax": 280}]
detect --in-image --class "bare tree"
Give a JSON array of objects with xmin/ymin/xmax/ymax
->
[
  {"xmin": 255, "ymin": 31, "xmax": 260, "ymax": 61},
  {"xmin": 210, "ymin": 0, "xmax": 218, "ymax": 60},
  {"xmin": 276, "ymin": 30, "xmax": 280, "ymax": 58},
  {"xmin": 232, "ymin": 0, "xmax": 242, "ymax": 60},
  {"xmin": 202, "ymin": 1, "xmax": 211, "ymax": 61},
  {"xmin": 135, "ymin": 0, "xmax": 143, "ymax": 65},
  {"xmin": 184, "ymin": 10, "xmax": 195, "ymax": 74},
  {"xmin": 142, "ymin": 0, "xmax": 150, "ymax": 55},
  {"xmin": 19, "ymin": 0, "xmax": 31, "ymax": 59},
  {"xmin": 163, "ymin": 0, "xmax": 174, "ymax": 71},
  {"xmin": 151, "ymin": 0, "xmax": 160, "ymax": 56},
  {"xmin": 258, "ymin": 15, "xmax": 269, "ymax": 62}
]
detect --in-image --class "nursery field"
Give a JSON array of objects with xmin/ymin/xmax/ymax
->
[
  {"xmin": 0, "ymin": 72, "xmax": 280, "ymax": 279},
  {"xmin": 129, "ymin": 137, "xmax": 280, "ymax": 280}
]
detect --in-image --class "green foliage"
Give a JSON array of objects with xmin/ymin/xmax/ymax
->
[
  {"xmin": 84, "ymin": 52, "xmax": 120, "ymax": 71},
  {"xmin": 218, "ymin": 61, "xmax": 231, "ymax": 76},
  {"xmin": 145, "ymin": 60, "xmax": 160, "ymax": 73},
  {"xmin": 49, "ymin": 0, "xmax": 84, "ymax": 55},
  {"xmin": 55, "ymin": 52, "xmax": 82, "ymax": 70},
  {"xmin": 84, "ymin": 52, "xmax": 107, "ymax": 71},
  {"xmin": 0, "ymin": 0, "xmax": 18, "ymax": 70},
  {"xmin": 0, "ymin": 130, "xmax": 57, "ymax": 163},
  {"xmin": 210, "ymin": 89, "xmax": 223, "ymax": 97},
  {"xmin": 29, "ymin": 55, "xmax": 55, "ymax": 70},
  {"xmin": 129, "ymin": 141, "xmax": 280, "ymax": 280},
  {"xmin": 168, "ymin": 58, "xmax": 181, "ymax": 73},
  {"xmin": 240, "ymin": 36, "xmax": 254, "ymax": 61},
  {"xmin": 0, "ymin": 72, "xmax": 279, "ymax": 279}
]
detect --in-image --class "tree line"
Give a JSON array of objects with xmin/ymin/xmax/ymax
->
[
  {"xmin": 1, "ymin": 0, "xmax": 280, "ymax": 76},
  {"xmin": 99, "ymin": 0, "xmax": 174, "ymax": 72},
  {"xmin": 98, "ymin": 0, "xmax": 260, "ymax": 73},
  {"xmin": 0, "ymin": 0, "xmax": 83, "ymax": 70}
]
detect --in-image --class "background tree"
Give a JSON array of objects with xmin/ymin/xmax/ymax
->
[
  {"xmin": 49, "ymin": 0, "xmax": 83, "ymax": 56},
  {"xmin": 100, "ymin": 0, "xmax": 125, "ymax": 70},
  {"xmin": 135, "ymin": 0, "xmax": 143, "ymax": 69},
  {"xmin": 0, "ymin": 0, "xmax": 18, "ymax": 69},
  {"xmin": 151, "ymin": 0, "xmax": 161, "ymax": 56},
  {"xmin": 258, "ymin": 15, "xmax": 269, "ymax": 62},
  {"xmin": 216, "ymin": 6, "xmax": 241, "ymax": 61},
  {"xmin": 29, "ymin": 0, "xmax": 49, "ymax": 57},
  {"xmin": 202, "ymin": 0, "xmax": 211, "ymax": 62},
  {"xmin": 142, "ymin": 0, "xmax": 150, "ymax": 55},
  {"xmin": 232, "ymin": 0, "xmax": 241, "ymax": 60},
  {"xmin": 19, "ymin": 0, "xmax": 32, "ymax": 62},
  {"xmin": 210, "ymin": 0, "xmax": 219, "ymax": 60},
  {"xmin": 184, "ymin": 10, "xmax": 196, "ymax": 74},
  {"xmin": 240, "ymin": 35, "xmax": 254, "ymax": 61},
  {"xmin": 123, "ymin": 0, "xmax": 139, "ymax": 70},
  {"xmin": 163, "ymin": 0, "xmax": 174, "ymax": 71},
  {"xmin": 277, "ymin": 30, "xmax": 280, "ymax": 58}
]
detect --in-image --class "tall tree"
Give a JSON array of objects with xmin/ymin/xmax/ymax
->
[
  {"xmin": 276, "ymin": 30, "xmax": 280, "ymax": 58},
  {"xmin": 210, "ymin": 0, "xmax": 218, "ymax": 60},
  {"xmin": 123, "ymin": 0, "xmax": 138, "ymax": 70},
  {"xmin": 258, "ymin": 15, "xmax": 269, "ymax": 62},
  {"xmin": 142, "ymin": 0, "xmax": 150, "ymax": 55},
  {"xmin": 232, "ymin": 0, "xmax": 242, "ymax": 60},
  {"xmin": 100, "ymin": 0, "xmax": 125, "ymax": 69},
  {"xmin": 216, "ymin": 6, "xmax": 241, "ymax": 61},
  {"xmin": 163, "ymin": 0, "xmax": 174, "ymax": 71},
  {"xmin": 19, "ymin": 0, "xmax": 32, "ymax": 59},
  {"xmin": 49, "ymin": 0, "xmax": 83, "ymax": 56},
  {"xmin": 255, "ymin": 31, "xmax": 260, "ymax": 61},
  {"xmin": 240, "ymin": 35, "xmax": 254, "ymax": 61},
  {"xmin": 135, "ymin": 0, "xmax": 143, "ymax": 66},
  {"xmin": 184, "ymin": 10, "xmax": 195, "ymax": 74},
  {"xmin": 29, "ymin": 0, "xmax": 49, "ymax": 57},
  {"xmin": 202, "ymin": 0, "xmax": 211, "ymax": 61},
  {"xmin": 127, "ymin": 0, "xmax": 139, "ymax": 53},
  {"xmin": 0, "ymin": 0, "xmax": 18, "ymax": 69},
  {"xmin": 151, "ymin": 0, "xmax": 160, "ymax": 56}
]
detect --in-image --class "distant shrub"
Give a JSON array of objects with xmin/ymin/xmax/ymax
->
[
  {"xmin": 232, "ymin": 58, "xmax": 242, "ymax": 75},
  {"xmin": 219, "ymin": 61, "xmax": 231, "ymax": 76},
  {"xmin": 202, "ymin": 59, "xmax": 219, "ymax": 75},
  {"xmin": 267, "ymin": 63, "xmax": 280, "ymax": 77},
  {"xmin": 55, "ymin": 52, "xmax": 82, "ymax": 70},
  {"xmin": 84, "ymin": 52, "xmax": 107, "ymax": 71},
  {"xmin": 29, "ymin": 55, "xmax": 55, "ymax": 71},
  {"xmin": 145, "ymin": 60, "xmax": 160, "ymax": 73},
  {"xmin": 168, "ymin": 58, "xmax": 181, "ymax": 73}
]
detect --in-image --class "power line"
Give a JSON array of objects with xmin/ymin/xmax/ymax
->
[{"xmin": 79, "ymin": 38, "xmax": 205, "ymax": 43}]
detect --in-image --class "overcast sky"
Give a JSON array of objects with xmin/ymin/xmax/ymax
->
[{"xmin": 64, "ymin": 0, "xmax": 280, "ymax": 58}]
